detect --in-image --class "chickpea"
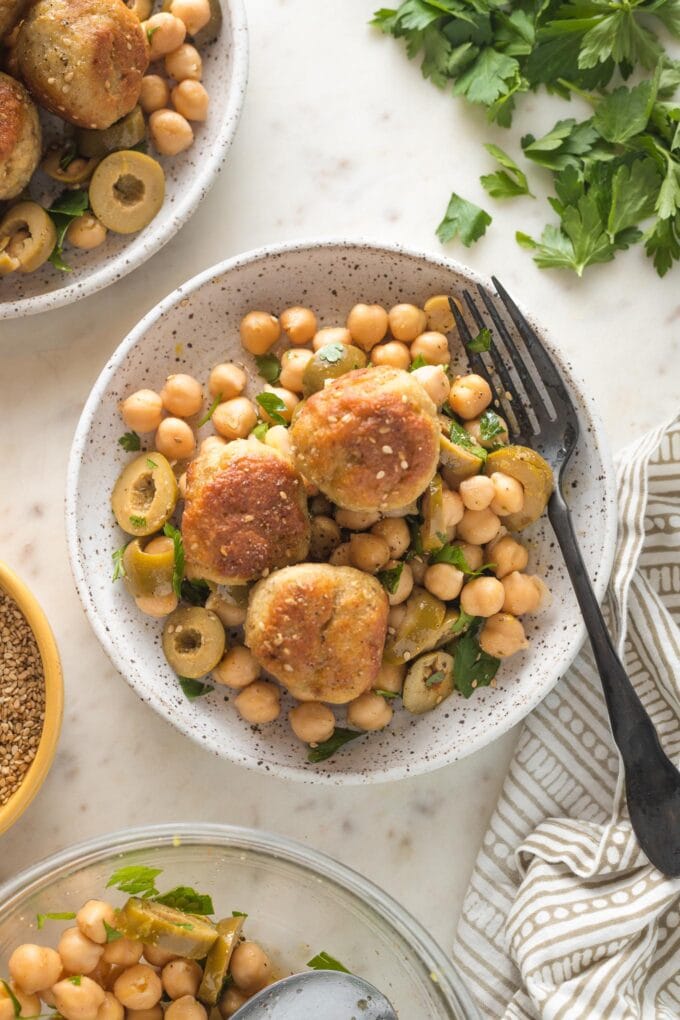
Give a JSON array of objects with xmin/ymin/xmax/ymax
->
[
  {"xmin": 169, "ymin": 0, "xmax": 211, "ymax": 35},
  {"xmin": 119, "ymin": 389, "xmax": 163, "ymax": 433},
  {"xmin": 212, "ymin": 397, "xmax": 257, "ymax": 439},
  {"xmin": 135, "ymin": 591, "xmax": 178, "ymax": 618},
  {"xmin": 335, "ymin": 508, "xmax": 380, "ymax": 531},
  {"xmin": 264, "ymin": 424, "xmax": 292, "ymax": 458},
  {"xmin": 347, "ymin": 691, "xmax": 393, "ymax": 731},
  {"xmin": 127, "ymin": 1009, "xmax": 163, "ymax": 1020},
  {"xmin": 309, "ymin": 515, "xmax": 342, "ymax": 560},
  {"xmin": 346, "ymin": 303, "xmax": 388, "ymax": 351},
  {"xmin": 409, "ymin": 555, "xmax": 427, "ymax": 584},
  {"xmin": 388, "ymin": 303, "xmax": 427, "ymax": 342},
  {"xmin": 460, "ymin": 576, "xmax": 505, "ymax": 618},
  {"xmin": 480, "ymin": 613, "xmax": 528, "ymax": 658},
  {"xmin": 142, "ymin": 945, "xmax": 178, "ymax": 968},
  {"xmin": 442, "ymin": 489, "xmax": 464, "ymax": 535},
  {"xmin": 218, "ymin": 987, "xmax": 248, "ymax": 1018},
  {"xmin": 165, "ymin": 998, "xmax": 206, "ymax": 1020},
  {"xmin": 76, "ymin": 901, "xmax": 117, "ymax": 946},
  {"xmin": 259, "ymin": 385, "xmax": 298, "ymax": 424},
  {"xmin": 96, "ymin": 993, "xmax": 123, "ymax": 1020},
  {"xmin": 312, "ymin": 327, "xmax": 352, "ymax": 352},
  {"xmin": 328, "ymin": 541, "xmax": 351, "ymax": 566},
  {"xmin": 459, "ymin": 475, "xmax": 495, "ymax": 512},
  {"xmin": 0, "ymin": 985, "xmax": 40, "ymax": 1020},
  {"xmin": 149, "ymin": 109, "xmax": 194, "ymax": 155},
  {"xmin": 113, "ymin": 966, "xmax": 161, "ymax": 1011},
  {"xmin": 386, "ymin": 560, "xmax": 413, "ymax": 606},
  {"xmin": 465, "ymin": 415, "xmax": 509, "ymax": 449},
  {"xmin": 140, "ymin": 75, "xmax": 170, "ymax": 114},
  {"xmin": 424, "ymin": 563, "xmax": 464, "ymax": 602},
  {"xmin": 501, "ymin": 572, "xmax": 548, "ymax": 616},
  {"xmin": 9, "ymin": 945, "xmax": 62, "ymax": 995},
  {"xmin": 487, "ymin": 535, "xmax": 528, "ymax": 578},
  {"xmin": 234, "ymin": 680, "xmax": 280, "ymax": 724},
  {"xmin": 279, "ymin": 348, "xmax": 314, "ymax": 393},
  {"xmin": 240, "ymin": 311, "xmax": 281, "ymax": 355},
  {"xmin": 199, "ymin": 434, "xmax": 226, "ymax": 455},
  {"xmin": 370, "ymin": 517, "xmax": 409, "ymax": 558},
  {"xmin": 155, "ymin": 417, "xmax": 196, "ymax": 460},
  {"xmin": 66, "ymin": 214, "xmax": 107, "ymax": 250},
  {"xmin": 456, "ymin": 542, "xmax": 483, "ymax": 572},
  {"xmin": 208, "ymin": 363, "xmax": 246, "ymax": 400},
  {"xmin": 230, "ymin": 943, "xmax": 272, "ymax": 994},
  {"xmin": 370, "ymin": 341, "xmax": 410, "ymax": 371},
  {"xmin": 58, "ymin": 927, "xmax": 104, "ymax": 975},
  {"xmin": 202, "ymin": 593, "xmax": 243, "ymax": 630},
  {"xmin": 142, "ymin": 13, "xmax": 186, "ymax": 59},
  {"xmin": 102, "ymin": 939, "xmax": 142, "ymax": 967},
  {"xmin": 410, "ymin": 331, "xmax": 450, "ymax": 366},
  {"xmin": 349, "ymin": 533, "xmax": 390, "ymax": 574},
  {"xmin": 456, "ymin": 507, "xmax": 501, "ymax": 545},
  {"xmin": 387, "ymin": 603, "xmax": 406, "ymax": 631},
  {"xmin": 372, "ymin": 660, "xmax": 405, "ymax": 695},
  {"xmin": 213, "ymin": 646, "xmax": 258, "ymax": 688},
  {"xmin": 160, "ymin": 374, "xmax": 203, "ymax": 417},
  {"xmin": 280, "ymin": 306, "xmax": 317, "ymax": 344},
  {"xmin": 411, "ymin": 364, "xmax": 450, "ymax": 407},
  {"xmin": 448, "ymin": 374, "xmax": 492, "ymax": 420},
  {"xmin": 423, "ymin": 294, "xmax": 456, "ymax": 334},
  {"xmin": 38, "ymin": 987, "xmax": 59, "ymax": 1008},
  {"xmin": 171, "ymin": 80, "xmax": 209, "ymax": 122},
  {"xmin": 166, "ymin": 45, "xmax": 203, "ymax": 82},
  {"xmin": 86, "ymin": 960, "xmax": 117, "ymax": 990},
  {"xmin": 52, "ymin": 977, "xmax": 105, "ymax": 1020},
  {"xmin": 161, "ymin": 961, "xmax": 202, "ymax": 1001},
  {"xmin": 490, "ymin": 471, "xmax": 525, "ymax": 516},
  {"xmin": 289, "ymin": 701, "xmax": 335, "ymax": 744}
]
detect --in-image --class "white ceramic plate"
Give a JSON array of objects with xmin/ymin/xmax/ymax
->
[
  {"xmin": 66, "ymin": 240, "xmax": 617, "ymax": 785},
  {"xmin": 0, "ymin": 1, "xmax": 248, "ymax": 320}
]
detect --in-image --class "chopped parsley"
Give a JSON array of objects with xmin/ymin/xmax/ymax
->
[
  {"xmin": 479, "ymin": 409, "xmax": 506, "ymax": 444},
  {"xmin": 196, "ymin": 394, "xmax": 221, "ymax": 428},
  {"xmin": 448, "ymin": 421, "xmax": 487, "ymax": 461},
  {"xmin": 255, "ymin": 353, "xmax": 282, "ymax": 384},
  {"xmin": 1, "ymin": 981, "xmax": 22, "ymax": 1018},
  {"xmin": 106, "ymin": 865, "xmax": 162, "ymax": 898},
  {"xmin": 103, "ymin": 921, "xmax": 123, "ymax": 943},
  {"xmin": 424, "ymin": 670, "xmax": 446, "ymax": 688},
  {"xmin": 449, "ymin": 608, "xmax": 477, "ymax": 637},
  {"xmin": 154, "ymin": 887, "xmax": 214, "ymax": 915},
  {"xmin": 47, "ymin": 188, "xmax": 89, "ymax": 272},
  {"xmin": 436, "ymin": 193, "xmax": 492, "ymax": 248},
  {"xmin": 146, "ymin": 457, "xmax": 158, "ymax": 469},
  {"xmin": 178, "ymin": 677, "xmax": 214, "ymax": 700},
  {"xmin": 232, "ymin": 910, "xmax": 248, "ymax": 918},
  {"xmin": 317, "ymin": 343, "xmax": 345, "ymax": 365},
  {"xmin": 251, "ymin": 422, "xmax": 269, "ymax": 441},
  {"xmin": 452, "ymin": 623, "xmax": 500, "ymax": 698},
  {"xmin": 255, "ymin": 392, "xmax": 287, "ymax": 426},
  {"xmin": 376, "ymin": 561, "xmax": 404, "ymax": 595},
  {"xmin": 67, "ymin": 977, "xmax": 82, "ymax": 987},
  {"xmin": 409, "ymin": 353, "xmax": 427, "ymax": 371},
  {"xmin": 163, "ymin": 522, "xmax": 185, "ymax": 599},
  {"xmin": 111, "ymin": 546, "xmax": 127, "ymax": 583},
  {"xmin": 307, "ymin": 952, "xmax": 350, "ymax": 973},
  {"xmin": 129, "ymin": 515, "xmax": 147, "ymax": 529},
  {"xmin": 374, "ymin": 688, "xmax": 399, "ymax": 699},
  {"xmin": 481, "ymin": 143, "xmax": 533, "ymax": 200},
  {"xmin": 307, "ymin": 728, "xmax": 364, "ymax": 763},
  {"xmin": 36, "ymin": 911, "xmax": 77, "ymax": 930},
  {"xmin": 430, "ymin": 543, "xmax": 494, "ymax": 577},
  {"xmin": 106, "ymin": 867, "xmax": 214, "ymax": 914},
  {"xmin": 466, "ymin": 328, "xmax": 492, "ymax": 354},
  {"xmin": 118, "ymin": 431, "xmax": 141, "ymax": 452}
]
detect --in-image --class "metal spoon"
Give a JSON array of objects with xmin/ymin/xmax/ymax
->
[{"xmin": 230, "ymin": 970, "xmax": 398, "ymax": 1019}]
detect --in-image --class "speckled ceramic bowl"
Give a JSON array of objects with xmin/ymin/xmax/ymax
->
[
  {"xmin": 65, "ymin": 240, "xmax": 617, "ymax": 785},
  {"xmin": 0, "ymin": 2, "xmax": 248, "ymax": 320}
]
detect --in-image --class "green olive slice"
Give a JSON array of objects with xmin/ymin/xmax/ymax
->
[
  {"xmin": 198, "ymin": 917, "xmax": 244, "ymax": 1006},
  {"xmin": 439, "ymin": 434, "xmax": 482, "ymax": 488},
  {"xmin": 484, "ymin": 446, "xmax": 554, "ymax": 531},
  {"xmin": 111, "ymin": 452, "xmax": 178, "ymax": 537},
  {"xmin": 420, "ymin": 473, "xmax": 445, "ymax": 553},
  {"xmin": 118, "ymin": 898, "xmax": 218, "ymax": 958},
  {"xmin": 89, "ymin": 151, "xmax": 165, "ymax": 234},
  {"xmin": 42, "ymin": 148, "xmax": 99, "ymax": 186},
  {"xmin": 301, "ymin": 344, "xmax": 367, "ymax": 396},
  {"xmin": 383, "ymin": 587, "xmax": 446, "ymax": 665},
  {"xmin": 122, "ymin": 539, "xmax": 175, "ymax": 598},
  {"xmin": 162, "ymin": 606, "xmax": 226, "ymax": 679},
  {"xmin": 76, "ymin": 107, "xmax": 146, "ymax": 159},
  {"xmin": 402, "ymin": 650, "xmax": 454, "ymax": 714},
  {"xmin": 0, "ymin": 201, "xmax": 57, "ymax": 272}
]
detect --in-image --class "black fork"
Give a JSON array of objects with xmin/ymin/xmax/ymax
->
[{"xmin": 449, "ymin": 279, "xmax": 680, "ymax": 877}]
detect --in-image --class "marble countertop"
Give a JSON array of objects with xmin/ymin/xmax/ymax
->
[{"xmin": 1, "ymin": 0, "xmax": 678, "ymax": 958}]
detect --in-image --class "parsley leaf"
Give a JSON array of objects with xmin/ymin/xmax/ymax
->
[
  {"xmin": 112, "ymin": 546, "xmax": 127, "ymax": 583},
  {"xmin": 153, "ymin": 887, "xmax": 214, "ymax": 915},
  {"xmin": 129, "ymin": 515, "xmax": 147, "ymax": 529},
  {"xmin": 251, "ymin": 422, "xmax": 270, "ymax": 441},
  {"xmin": 467, "ymin": 327, "xmax": 491, "ymax": 354},
  {"xmin": 374, "ymin": 688, "xmax": 399, "ymax": 699},
  {"xmin": 449, "ymin": 420, "xmax": 487, "ymax": 461},
  {"xmin": 436, "ymin": 192, "xmax": 491, "ymax": 247},
  {"xmin": 107, "ymin": 865, "xmax": 162, "ymax": 897},
  {"xmin": 307, "ymin": 952, "xmax": 351, "ymax": 973},
  {"xmin": 376, "ymin": 562, "xmax": 404, "ymax": 595},
  {"xmin": 430, "ymin": 543, "xmax": 493, "ymax": 576},
  {"xmin": 317, "ymin": 342, "xmax": 346, "ymax": 365},
  {"xmin": 103, "ymin": 922, "xmax": 123, "ymax": 943},
  {"xmin": 308, "ymin": 728, "xmax": 363, "ymax": 763},
  {"xmin": 453, "ymin": 625, "xmax": 500, "ymax": 698},
  {"xmin": 255, "ymin": 354, "xmax": 282, "ymax": 384},
  {"xmin": 479, "ymin": 408, "xmax": 505, "ymax": 443},
  {"xmin": 409, "ymin": 353, "xmax": 427, "ymax": 371},
  {"xmin": 36, "ymin": 911, "xmax": 76, "ymax": 930},
  {"xmin": 47, "ymin": 189, "xmax": 90, "ymax": 272},
  {"xmin": 256, "ymin": 392, "xmax": 287, "ymax": 425},
  {"xmin": 593, "ymin": 75, "xmax": 659, "ymax": 144},
  {"xmin": 163, "ymin": 523, "xmax": 185, "ymax": 599},
  {"xmin": 178, "ymin": 677, "xmax": 213, "ymax": 700},
  {"xmin": 196, "ymin": 394, "xmax": 221, "ymax": 428},
  {"xmin": 67, "ymin": 977, "xmax": 82, "ymax": 987},
  {"xmin": 424, "ymin": 669, "xmax": 446, "ymax": 687},
  {"xmin": 1, "ymin": 981, "xmax": 22, "ymax": 1018},
  {"xmin": 118, "ymin": 431, "xmax": 141, "ymax": 452},
  {"xmin": 481, "ymin": 143, "xmax": 533, "ymax": 199},
  {"xmin": 449, "ymin": 608, "xmax": 477, "ymax": 636}
]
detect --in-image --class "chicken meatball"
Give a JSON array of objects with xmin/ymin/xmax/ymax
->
[
  {"xmin": 245, "ymin": 563, "xmax": 389, "ymax": 703},
  {"xmin": 182, "ymin": 439, "xmax": 310, "ymax": 586},
  {"xmin": 0, "ymin": 72, "xmax": 40, "ymax": 200},
  {"xmin": 290, "ymin": 366, "xmax": 440, "ymax": 512},
  {"xmin": 0, "ymin": 0, "xmax": 27, "ymax": 41},
  {"xmin": 18, "ymin": 0, "xmax": 148, "ymax": 129}
]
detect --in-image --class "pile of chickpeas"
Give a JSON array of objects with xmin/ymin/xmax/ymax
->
[
  {"xmin": 2, "ymin": 899, "xmax": 273, "ymax": 1020},
  {"xmin": 115, "ymin": 293, "xmax": 550, "ymax": 749}
]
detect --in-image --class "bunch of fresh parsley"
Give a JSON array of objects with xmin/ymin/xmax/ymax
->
[{"xmin": 372, "ymin": 0, "xmax": 680, "ymax": 275}]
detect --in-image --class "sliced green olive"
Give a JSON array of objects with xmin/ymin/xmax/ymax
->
[
  {"xmin": 89, "ymin": 151, "xmax": 165, "ymax": 234},
  {"xmin": 76, "ymin": 107, "xmax": 146, "ymax": 159},
  {"xmin": 111, "ymin": 452, "xmax": 178, "ymax": 537},
  {"xmin": 301, "ymin": 344, "xmax": 367, "ymax": 396},
  {"xmin": 162, "ymin": 606, "xmax": 226, "ymax": 679},
  {"xmin": 42, "ymin": 148, "xmax": 99, "ymax": 186},
  {"xmin": 0, "ymin": 202, "xmax": 57, "ymax": 272},
  {"xmin": 122, "ymin": 538, "xmax": 175, "ymax": 598},
  {"xmin": 402, "ymin": 650, "xmax": 454, "ymax": 714},
  {"xmin": 383, "ymin": 587, "xmax": 446, "ymax": 665},
  {"xmin": 198, "ymin": 917, "xmax": 244, "ymax": 1006},
  {"xmin": 421, "ymin": 607, "xmax": 462, "ymax": 654},
  {"xmin": 484, "ymin": 446, "xmax": 554, "ymax": 531},
  {"xmin": 439, "ymin": 434, "xmax": 482, "ymax": 488},
  {"xmin": 118, "ymin": 898, "xmax": 218, "ymax": 959},
  {"xmin": 0, "ymin": 237, "xmax": 18, "ymax": 275},
  {"xmin": 420, "ymin": 473, "xmax": 445, "ymax": 553}
]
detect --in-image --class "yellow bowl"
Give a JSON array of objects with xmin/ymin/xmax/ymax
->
[{"xmin": 0, "ymin": 562, "xmax": 63, "ymax": 835}]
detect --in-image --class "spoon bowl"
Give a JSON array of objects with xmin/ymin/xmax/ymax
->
[{"xmin": 232, "ymin": 971, "xmax": 398, "ymax": 1020}]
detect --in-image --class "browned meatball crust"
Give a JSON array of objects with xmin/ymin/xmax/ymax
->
[
  {"xmin": 0, "ymin": 71, "xmax": 40, "ymax": 200},
  {"xmin": 245, "ymin": 564, "xmax": 389, "ymax": 704},
  {"xmin": 290, "ymin": 365, "xmax": 440, "ymax": 512},
  {"xmin": 17, "ymin": 0, "xmax": 148, "ymax": 129},
  {"xmin": 0, "ymin": 0, "xmax": 26, "ymax": 41},
  {"xmin": 182, "ymin": 439, "xmax": 311, "ymax": 586}
]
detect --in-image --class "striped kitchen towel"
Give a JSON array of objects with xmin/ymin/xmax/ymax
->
[{"xmin": 453, "ymin": 415, "xmax": 680, "ymax": 1020}]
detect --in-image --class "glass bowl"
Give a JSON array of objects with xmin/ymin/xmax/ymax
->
[{"xmin": 0, "ymin": 824, "xmax": 478, "ymax": 1018}]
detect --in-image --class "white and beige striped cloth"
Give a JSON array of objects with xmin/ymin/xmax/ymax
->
[{"xmin": 454, "ymin": 415, "xmax": 680, "ymax": 1019}]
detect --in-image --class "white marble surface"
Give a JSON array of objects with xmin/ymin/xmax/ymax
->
[{"xmin": 1, "ymin": 0, "xmax": 679, "ymax": 958}]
